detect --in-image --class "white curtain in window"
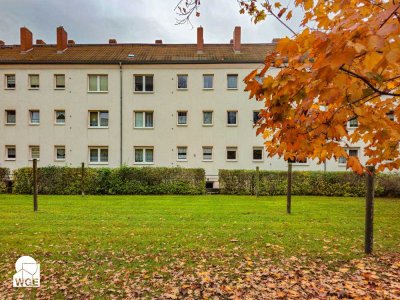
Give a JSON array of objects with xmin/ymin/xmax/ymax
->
[
  {"xmin": 100, "ymin": 149, "xmax": 108, "ymax": 162},
  {"xmin": 203, "ymin": 75, "xmax": 213, "ymax": 88},
  {"xmin": 30, "ymin": 75, "xmax": 39, "ymax": 87},
  {"xmin": 100, "ymin": 76, "xmax": 108, "ymax": 91},
  {"xmin": 145, "ymin": 149, "xmax": 154, "ymax": 162},
  {"xmin": 135, "ymin": 149, "xmax": 143, "ymax": 162},
  {"xmin": 145, "ymin": 112, "xmax": 153, "ymax": 127},
  {"xmin": 135, "ymin": 112, "xmax": 144, "ymax": 127},
  {"xmin": 227, "ymin": 75, "xmax": 238, "ymax": 88},
  {"xmin": 89, "ymin": 76, "xmax": 97, "ymax": 91},
  {"xmin": 100, "ymin": 112, "xmax": 109, "ymax": 127},
  {"xmin": 203, "ymin": 112, "xmax": 212, "ymax": 124}
]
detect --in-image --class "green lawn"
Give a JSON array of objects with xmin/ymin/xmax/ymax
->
[{"xmin": 0, "ymin": 195, "xmax": 399, "ymax": 297}]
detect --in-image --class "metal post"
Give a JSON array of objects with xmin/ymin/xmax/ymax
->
[
  {"xmin": 287, "ymin": 161, "xmax": 292, "ymax": 214},
  {"xmin": 365, "ymin": 166, "xmax": 375, "ymax": 254},
  {"xmin": 81, "ymin": 162, "xmax": 85, "ymax": 196},
  {"xmin": 255, "ymin": 166, "xmax": 260, "ymax": 197},
  {"xmin": 33, "ymin": 159, "xmax": 38, "ymax": 212}
]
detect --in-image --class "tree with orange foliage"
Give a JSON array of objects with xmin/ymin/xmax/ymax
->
[{"xmin": 176, "ymin": 0, "xmax": 400, "ymax": 253}]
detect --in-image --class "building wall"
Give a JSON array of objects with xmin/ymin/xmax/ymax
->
[{"xmin": 0, "ymin": 63, "xmax": 367, "ymax": 178}]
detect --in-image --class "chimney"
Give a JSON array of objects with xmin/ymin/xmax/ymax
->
[
  {"xmin": 56, "ymin": 26, "xmax": 68, "ymax": 53},
  {"xmin": 155, "ymin": 39, "xmax": 163, "ymax": 44},
  {"xmin": 68, "ymin": 40, "xmax": 75, "ymax": 46},
  {"xmin": 109, "ymin": 39, "xmax": 117, "ymax": 45},
  {"xmin": 272, "ymin": 38, "xmax": 281, "ymax": 43},
  {"xmin": 0, "ymin": 40, "xmax": 5, "ymax": 46},
  {"xmin": 197, "ymin": 26, "xmax": 204, "ymax": 53},
  {"xmin": 36, "ymin": 39, "xmax": 46, "ymax": 45},
  {"xmin": 20, "ymin": 27, "xmax": 33, "ymax": 53},
  {"xmin": 230, "ymin": 39, "xmax": 233, "ymax": 44},
  {"xmin": 233, "ymin": 26, "xmax": 241, "ymax": 53}
]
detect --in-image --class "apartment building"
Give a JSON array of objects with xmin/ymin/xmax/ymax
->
[{"xmin": 0, "ymin": 26, "xmax": 368, "ymax": 183}]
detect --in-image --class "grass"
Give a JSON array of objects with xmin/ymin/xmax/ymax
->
[{"xmin": 0, "ymin": 194, "xmax": 399, "ymax": 296}]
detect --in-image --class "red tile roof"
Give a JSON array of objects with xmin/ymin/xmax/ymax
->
[{"xmin": 0, "ymin": 43, "xmax": 275, "ymax": 64}]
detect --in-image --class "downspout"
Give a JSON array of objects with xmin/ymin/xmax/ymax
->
[{"xmin": 119, "ymin": 62, "xmax": 123, "ymax": 167}]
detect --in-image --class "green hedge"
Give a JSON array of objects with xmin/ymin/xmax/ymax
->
[
  {"xmin": 219, "ymin": 170, "xmax": 400, "ymax": 197},
  {"xmin": 13, "ymin": 166, "xmax": 205, "ymax": 195},
  {"xmin": 0, "ymin": 167, "xmax": 9, "ymax": 193}
]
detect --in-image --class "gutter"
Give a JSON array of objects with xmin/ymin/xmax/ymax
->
[{"xmin": 119, "ymin": 62, "xmax": 123, "ymax": 167}]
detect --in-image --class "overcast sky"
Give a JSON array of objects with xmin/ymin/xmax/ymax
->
[{"xmin": 0, "ymin": 0, "xmax": 301, "ymax": 45}]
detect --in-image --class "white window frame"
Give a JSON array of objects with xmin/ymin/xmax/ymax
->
[
  {"xmin": 177, "ymin": 146, "xmax": 188, "ymax": 161},
  {"xmin": 177, "ymin": 111, "xmax": 188, "ymax": 126},
  {"xmin": 338, "ymin": 148, "xmax": 359, "ymax": 166},
  {"xmin": 5, "ymin": 110, "xmax": 16, "ymax": 125},
  {"xmin": 227, "ymin": 74, "xmax": 238, "ymax": 90},
  {"xmin": 203, "ymin": 74, "xmax": 214, "ymax": 90},
  {"xmin": 29, "ymin": 145, "xmax": 40, "ymax": 161},
  {"xmin": 288, "ymin": 158, "xmax": 309, "ymax": 165},
  {"xmin": 55, "ymin": 146, "xmax": 66, "ymax": 161},
  {"xmin": 202, "ymin": 111, "xmax": 213, "ymax": 126},
  {"xmin": 88, "ymin": 111, "xmax": 109, "ymax": 128},
  {"xmin": 5, "ymin": 145, "xmax": 16, "ymax": 161},
  {"xmin": 88, "ymin": 75, "xmax": 108, "ymax": 93},
  {"xmin": 252, "ymin": 147, "xmax": 263, "ymax": 161},
  {"xmin": 134, "ymin": 147, "xmax": 154, "ymax": 164},
  {"xmin": 202, "ymin": 146, "xmax": 213, "ymax": 162},
  {"xmin": 134, "ymin": 75, "xmax": 154, "ymax": 92},
  {"xmin": 227, "ymin": 110, "xmax": 238, "ymax": 126},
  {"xmin": 54, "ymin": 74, "xmax": 66, "ymax": 90},
  {"xmin": 28, "ymin": 74, "xmax": 39, "ymax": 89},
  {"xmin": 348, "ymin": 117, "xmax": 359, "ymax": 128},
  {"xmin": 5, "ymin": 74, "xmax": 16, "ymax": 89},
  {"xmin": 134, "ymin": 111, "xmax": 154, "ymax": 129},
  {"xmin": 226, "ymin": 147, "xmax": 238, "ymax": 161},
  {"xmin": 55, "ymin": 110, "xmax": 66, "ymax": 125},
  {"xmin": 89, "ymin": 146, "xmax": 109, "ymax": 165},
  {"xmin": 177, "ymin": 74, "xmax": 188, "ymax": 90},
  {"xmin": 29, "ymin": 110, "xmax": 40, "ymax": 125}
]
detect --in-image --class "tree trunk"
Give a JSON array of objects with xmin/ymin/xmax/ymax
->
[
  {"xmin": 365, "ymin": 165, "xmax": 375, "ymax": 254},
  {"xmin": 287, "ymin": 162, "xmax": 292, "ymax": 214}
]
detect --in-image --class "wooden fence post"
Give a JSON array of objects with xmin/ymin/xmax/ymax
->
[
  {"xmin": 81, "ymin": 162, "xmax": 85, "ymax": 196},
  {"xmin": 287, "ymin": 161, "xmax": 293, "ymax": 214},
  {"xmin": 33, "ymin": 159, "xmax": 38, "ymax": 212},
  {"xmin": 365, "ymin": 165, "xmax": 375, "ymax": 254},
  {"xmin": 255, "ymin": 166, "xmax": 260, "ymax": 197}
]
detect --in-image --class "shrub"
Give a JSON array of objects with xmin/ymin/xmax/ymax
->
[
  {"xmin": 0, "ymin": 167, "xmax": 9, "ymax": 193},
  {"xmin": 219, "ymin": 170, "xmax": 400, "ymax": 197},
  {"xmin": 13, "ymin": 166, "xmax": 205, "ymax": 195}
]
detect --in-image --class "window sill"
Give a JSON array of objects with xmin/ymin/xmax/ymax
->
[
  {"xmin": 202, "ymin": 159, "xmax": 214, "ymax": 162},
  {"xmin": 4, "ymin": 88, "xmax": 16, "ymax": 90},
  {"xmin": 177, "ymin": 124, "xmax": 188, "ymax": 127},
  {"xmin": 177, "ymin": 159, "xmax": 188, "ymax": 162},
  {"xmin": 252, "ymin": 160, "xmax": 263, "ymax": 162},
  {"xmin": 88, "ymin": 91, "xmax": 108, "ymax": 93},
  {"xmin": 88, "ymin": 126, "xmax": 109, "ymax": 129},
  {"xmin": 134, "ymin": 162, "xmax": 154, "ymax": 165},
  {"xmin": 29, "ymin": 88, "xmax": 40, "ymax": 90},
  {"xmin": 133, "ymin": 127, "xmax": 154, "ymax": 129},
  {"xmin": 202, "ymin": 124, "xmax": 213, "ymax": 127},
  {"xmin": 289, "ymin": 164, "xmax": 310, "ymax": 166},
  {"xmin": 338, "ymin": 163, "xmax": 347, "ymax": 167},
  {"xmin": 133, "ymin": 91, "xmax": 154, "ymax": 94},
  {"xmin": 54, "ymin": 88, "xmax": 66, "ymax": 90},
  {"xmin": 5, "ymin": 158, "xmax": 16, "ymax": 161},
  {"xmin": 5, "ymin": 123, "xmax": 16, "ymax": 126},
  {"xmin": 29, "ymin": 123, "xmax": 40, "ymax": 126},
  {"xmin": 89, "ymin": 162, "xmax": 109, "ymax": 165},
  {"xmin": 177, "ymin": 88, "xmax": 188, "ymax": 91},
  {"xmin": 54, "ymin": 123, "xmax": 66, "ymax": 126},
  {"xmin": 227, "ymin": 124, "xmax": 238, "ymax": 127},
  {"xmin": 202, "ymin": 88, "xmax": 214, "ymax": 91},
  {"xmin": 55, "ymin": 159, "xmax": 66, "ymax": 162},
  {"xmin": 226, "ymin": 160, "xmax": 238, "ymax": 162},
  {"xmin": 227, "ymin": 88, "xmax": 238, "ymax": 90}
]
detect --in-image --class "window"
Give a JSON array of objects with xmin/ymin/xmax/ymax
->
[
  {"xmin": 227, "ymin": 74, "xmax": 238, "ymax": 89},
  {"xmin": 227, "ymin": 111, "xmax": 238, "ymax": 126},
  {"xmin": 88, "ymin": 75, "xmax": 108, "ymax": 92},
  {"xmin": 203, "ymin": 111, "xmax": 213, "ymax": 126},
  {"xmin": 203, "ymin": 74, "xmax": 214, "ymax": 89},
  {"xmin": 202, "ymin": 147, "xmax": 213, "ymax": 161},
  {"xmin": 387, "ymin": 111, "xmax": 395, "ymax": 121},
  {"xmin": 5, "ymin": 74, "xmax": 15, "ymax": 89},
  {"xmin": 177, "ymin": 75, "xmax": 188, "ymax": 89},
  {"xmin": 134, "ymin": 75, "xmax": 154, "ymax": 92},
  {"xmin": 29, "ymin": 146, "xmax": 40, "ymax": 160},
  {"xmin": 89, "ymin": 111, "xmax": 109, "ymax": 128},
  {"xmin": 177, "ymin": 146, "xmax": 188, "ymax": 161},
  {"xmin": 29, "ymin": 74, "xmax": 39, "ymax": 89},
  {"xmin": 177, "ymin": 111, "xmax": 187, "ymax": 125},
  {"xmin": 134, "ymin": 147, "xmax": 154, "ymax": 164},
  {"xmin": 253, "ymin": 147, "xmax": 263, "ymax": 161},
  {"xmin": 29, "ymin": 110, "xmax": 40, "ymax": 124},
  {"xmin": 253, "ymin": 111, "xmax": 261, "ymax": 124},
  {"xmin": 226, "ymin": 147, "xmax": 238, "ymax": 161},
  {"xmin": 55, "ymin": 146, "xmax": 66, "ymax": 161},
  {"xmin": 89, "ymin": 147, "xmax": 108, "ymax": 164},
  {"xmin": 5, "ymin": 110, "xmax": 16, "ymax": 124},
  {"xmin": 339, "ymin": 148, "xmax": 359, "ymax": 165},
  {"xmin": 288, "ymin": 158, "xmax": 308, "ymax": 164},
  {"xmin": 348, "ymin": 117, "xmax": 358, "ymax": 128},
  {"xmin": 55, "ymin": 110, "xmax": 65, "ymax": 124},
  {"xmin": 5, "ymin": 146, "xmax": 16, "ymax": 160},
  {"xmin": 134, "ymin": 111, "xmax": 153, "ymax": 128},
  {"xmin": 54, "ymin": 74, "xmax": 65, "ymax": 89}
]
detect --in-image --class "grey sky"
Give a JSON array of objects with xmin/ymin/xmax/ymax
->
[{"xmin": 0, "ymin": 0, "xmax": 301, "ymax": 45}]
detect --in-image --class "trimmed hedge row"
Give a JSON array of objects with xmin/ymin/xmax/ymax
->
[
  {"xmin": 219, "ymin": 170, "xmax": 400, "ymax": 197},
  {"xmin": 13, "ymin": 166, "xmax": 205, "ymax": 195},
  {"xmin": 0, "ymin": 167, "xmax": 9, "ymax": 193}
]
